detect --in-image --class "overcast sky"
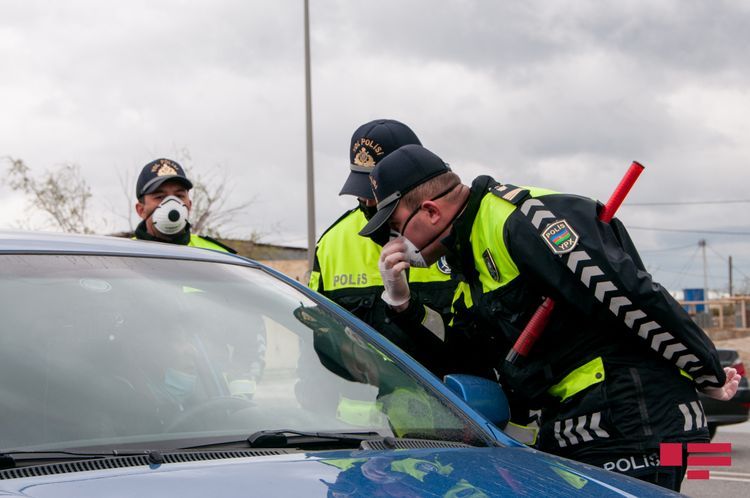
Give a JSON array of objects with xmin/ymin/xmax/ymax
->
[{"xmin": 1, "ymin": 0, "xmax": 749, "ymax": 293}]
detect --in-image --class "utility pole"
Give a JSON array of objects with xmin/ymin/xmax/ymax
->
[
  {"xmin": 729, "ymin": 255, "xmax": 733, "ymax": 297},
  {"xmin": 699, "ymin": 239, "xmax": 708, "ymax": 308},
  {"xmin": 304, "ymin": 0, "xmax": 316, "ymax": 270}
]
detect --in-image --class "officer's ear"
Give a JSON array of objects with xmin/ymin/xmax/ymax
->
[
  {"xmin": 421, "ymin": 200, "xmax": 443, "ymax": 226},
  {"xmin": 135, "ymin": 200, "xmax": 146, "ymax": 219}
]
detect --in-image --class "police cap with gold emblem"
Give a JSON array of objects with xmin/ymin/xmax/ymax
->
[
  {"xmin": 339, "ymin": 119, "xmax": 422, "ymax": 199},
  {"xmin": 136, "ymin": 158, "xmax": 194, "ymax": 199},
  {"xmin": 359, "ymin": 144, "xmax": 451, "ymax": 237}
]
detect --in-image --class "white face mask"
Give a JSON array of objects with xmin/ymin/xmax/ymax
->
[
  {"xmin": 151, "ymin": 195, "xmax": 189, "ymax": 235},
  {"xmin": 403, "ymin": 237, "xmax": 429, "ymax": 268},
  {"xmin": 390, "ymin": 230, "xmax": 429, "ymax": 268}
]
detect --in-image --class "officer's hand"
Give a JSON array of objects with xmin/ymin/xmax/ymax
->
[
  {"xmin": 378, "ymin": 237, "xmax": 411, "ymax": 310},
  {"xmin": 701, "ymin": 367, "xmax": 741, "ymax": 401}
]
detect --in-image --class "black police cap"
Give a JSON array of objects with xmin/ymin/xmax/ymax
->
[
  {"xmin": 339, "ymin": 119, "xmax": 422, "ymax": 199},
  {"xmin": 136, "ymin": 158, "xmax": 193, "ymax": 199},
  {"xmin": 359, "ymin": 144, "xmax": 451, "ymax": 237}
]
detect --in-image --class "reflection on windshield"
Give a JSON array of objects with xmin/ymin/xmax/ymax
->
[{"xmin": 0, "ymin": 255, "xmax": 484, "ymax": 451}]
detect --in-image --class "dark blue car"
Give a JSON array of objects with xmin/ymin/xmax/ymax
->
[{"xmin": 0, "ymin": 231, "xmax": 682, "ymax": 497}]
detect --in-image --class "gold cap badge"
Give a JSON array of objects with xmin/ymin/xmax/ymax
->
[
  {"xmin": 151, "ymin": 159, "xmax": 179, "ymax": 177},
  {"xmin": 354, "ymin": 147, "xmax": 376, "ymax": 168}
]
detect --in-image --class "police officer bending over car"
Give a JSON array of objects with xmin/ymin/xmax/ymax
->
[{"xmin": 359, "ymin": 144, "xmax": 742, "ymax": 492}]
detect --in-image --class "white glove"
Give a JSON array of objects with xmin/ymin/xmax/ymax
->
[
  {"xmin": 378, "ymin": 237, "xmax": 411, "ymax": 309},
  {"xmin": 700, "ymin": 367, "xmax": 742, "ymax": 401}
]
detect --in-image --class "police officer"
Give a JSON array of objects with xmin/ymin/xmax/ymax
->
[
  {"xmin": 134, "ymin": 158, "xmax": 236, "ymax": 253},
  {"xmin": 133, "ymin": 158, "xmax": 264, "ymax": 399},
  {"xmin": 359, "ymin": 144, "xmax": 741, "ymax": 491},
  {"xmin": 308, "ymin": 120, "xmax": 456, "ymax": 377}
]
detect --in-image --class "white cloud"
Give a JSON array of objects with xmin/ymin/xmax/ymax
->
[{"xmin": 1, "ymin": 0, "xmax": 748, "ymax": 291}]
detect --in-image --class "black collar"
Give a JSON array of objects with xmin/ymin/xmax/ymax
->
[
  {"xmin": 134, "ymin": 219, "xmax": 192, "ymax": 246},
  {"xmin": 443, "ymin": 175, "xmax": 499, "ymax": 283}
]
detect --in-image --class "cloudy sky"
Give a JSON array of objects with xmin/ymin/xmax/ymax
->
[{"xmin": 1, "ymin": 0, "xmax": 749, "ymax": 292}]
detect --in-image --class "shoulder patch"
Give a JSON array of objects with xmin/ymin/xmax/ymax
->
[
  {"xmin": 482, "ymin": 249, "xmax": 501, "ymax": 281},
  {"xmin": 437, "ymin": 256, "xmax": 452, "ymax": 275},
  {"xmin": 490, "ymin": 183, "xmax": 530, "ymax": 205},
  {"xmin": 541, "ymin": 220, "xmax": 579, "ymax": 255}
]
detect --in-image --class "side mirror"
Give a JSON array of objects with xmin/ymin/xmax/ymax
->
[{"xmin": 443, "ymin": 374, "xmax": 510, "ymax": 428}]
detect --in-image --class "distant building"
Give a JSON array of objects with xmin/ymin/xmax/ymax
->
[
  {"xmin": 112, "ymin": 232, "xmax": 309, "ymax": 282},
  {"xmin": 224, "ymin": 239, "xmax": 309, "ymax": 282}
]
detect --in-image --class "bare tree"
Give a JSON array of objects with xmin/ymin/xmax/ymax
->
[
  {"xmin": 107, "ymin": 165, "xmax": 137, "ymax": 233},
  {"xmin": 122, "ymin": 148, "xmax": 256, "ymax": 239},
  {"xmin": 4, "ymin": 154, "xmax": 258, "ymax": 239},
  {"xmin": 4, "ymin": 157, "xmax": 95, "ymax": 234},
  {"xmin": 188, "ymin": 166, "xmax": 256, "ymax": 238}
]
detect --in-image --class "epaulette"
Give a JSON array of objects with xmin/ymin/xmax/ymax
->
[
  {"xmin": 489, "ymin": 183, "xmax": 530, "ymax": 206},
  {"xmin": 198, "ymin": 235, "xmax": 237, "ymax": 254}
]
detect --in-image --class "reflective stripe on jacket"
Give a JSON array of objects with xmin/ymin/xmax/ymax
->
[{"xmin": 445, "ymin": 175, "xmax": 724, "ymax": 459}]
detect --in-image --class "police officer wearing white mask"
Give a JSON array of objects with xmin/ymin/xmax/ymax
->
[
  {"xmin": 133, "ymin": 158, "xmax": 236, "ymax": 253},
  {"xmin": 133, "ymin": 159, "xmax": 264, "ymax": 402}
]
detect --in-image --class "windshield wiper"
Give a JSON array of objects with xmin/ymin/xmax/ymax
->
[
  {"xmin": 181, "ymin": 429, "xmax": 477, "ymax": 451},
  {"xmin": 180, "ymin": 429, "xmax": 383, "ymax": 450},
  {"xmin": 0, "ymin": 449, "xmax": 165, "ymax": 470},
  {"xmin": 246, "ymin": 429, "xmax": 384, "ymax": 449}
]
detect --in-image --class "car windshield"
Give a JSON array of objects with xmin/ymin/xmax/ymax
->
[{"xmin": 0, "ymin": 254, "xmax": 487, "ymax": 452}]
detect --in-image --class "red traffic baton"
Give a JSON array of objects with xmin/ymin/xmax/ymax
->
[
  {"xmin": 505, "ymin": 161, "xmax": 645, "ymax": 365},
  {"xmin": 599, "ymin": 161, "xmax": 646, "ymax": 223}
]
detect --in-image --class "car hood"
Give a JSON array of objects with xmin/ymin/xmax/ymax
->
[{"xmin": 0, "ymin": 446, "xmax": 678, "ymax": 497}]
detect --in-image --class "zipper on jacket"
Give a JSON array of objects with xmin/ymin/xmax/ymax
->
[{"xmin": 629, "ymin": 368, "xmax": 653, "ymax": 436}]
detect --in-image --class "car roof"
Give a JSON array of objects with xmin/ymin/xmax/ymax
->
[{"xmin": 0, "ymin": 230, "xmax": 251, "ymax": 265}]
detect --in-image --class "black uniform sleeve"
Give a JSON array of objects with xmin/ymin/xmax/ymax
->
[
  {"xmin": 385, "ymin": 298, "xmax": 454, "ymax": 378},
  {"xmin": 386, "ymin": 296, "xmax": 426, "ymax": 326},
  {"xmin": 505, "ymin": 194, "xmax": 725, "ymax": 389},
  {"xmin": 386, "ymin": 298, "xmax": 445, "ymax": 350}
]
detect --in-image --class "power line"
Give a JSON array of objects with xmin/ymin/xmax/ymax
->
[
  {"xmin": 629, "ymin": 226, "xmax": 750, "ymax": 236},
  {"xmin": 649, "ymin": 240, "xmax": 750, "ymax": 293},
  {"xmin": 639, "ymin": 243, "xmax": 698, "ymax": 253},
  {"xmin": 665, "ymin": 244, "xmax": 701, "ymax": 291},
  {"xmin": 652, "ymin": 268, "xmax": 729, "ymax": 282},
  {"xmin": 628, "ymin": 199, "xmax": 750, "ymax": 206},
  {"xmin": 707, "ymin": 244, "xmax": 729, "ymax": 263},
  {"xmin": 706, "ymin": 244, "xmax": 750, "ymax": 281}
]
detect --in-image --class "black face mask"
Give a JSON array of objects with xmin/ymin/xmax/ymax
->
[
  {"xmin": 358, "ymin": 200, "xmax": 378, "ymax": 221},
  {"xmin": 367, "ymin": 225, "xmax": 391, "ymax": 247}
]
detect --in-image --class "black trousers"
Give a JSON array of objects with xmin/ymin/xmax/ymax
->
[{"xmin": 582, "ymin": 451, "xmax": 687, "ymax": 492}]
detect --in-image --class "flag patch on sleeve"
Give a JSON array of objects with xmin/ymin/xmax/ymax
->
[{"xmin": 542, "ymin": 220, "xmax": 579, "ymax": 254}]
